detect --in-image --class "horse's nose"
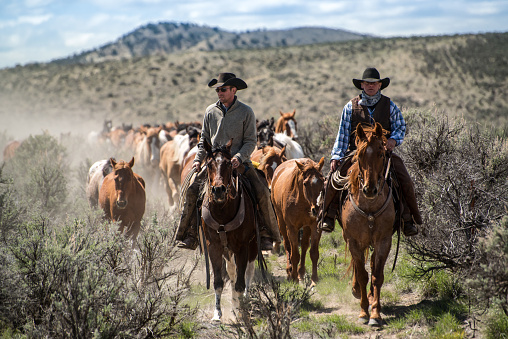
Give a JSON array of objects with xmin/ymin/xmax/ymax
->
[
  {"xmin": 212, "ymin": 185, "xmax": 227, "ymax": 196},
  {"xmin": 116, "ymin": 199, "xmax": 127, "ymax": 209},
  {"xmin": 362, "ymin": 185, "xmax": 378, "ymax": 197}
]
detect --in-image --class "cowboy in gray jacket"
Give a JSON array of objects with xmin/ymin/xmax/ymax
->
[{"xmin": 175, "ymin": 73, "xmax": 281, "ymax": 251}]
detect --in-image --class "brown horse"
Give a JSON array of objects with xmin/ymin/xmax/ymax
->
[
  {"xmin": 3, "ymin": 140, "xmax": 22, "ymax": 161},
  {"xmin": 99, "ymin": 157, "xmax": 146, "ymax": 241},
  {"xmin": 341, "ymin": 122, "xmax": 395, "ymax": 327},
  {"xmin": 274, "ymin": 109, "xmax": 298, "ymax": 140},
  {"xmin": 271, "ymin": 157, "xmax": 325, "ymax": 285},
  {"xmin": 201, "ymin": 139, "xmax": 258, "ymax": 322},
  {"xmin": 250, "ymin": 145, "xmax": 287, "ymax": 189}
]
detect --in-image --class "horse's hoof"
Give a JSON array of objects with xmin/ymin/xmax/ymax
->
[
  {"xmin": 368, "ymin": 318, "xmax": 384, "ymax": 327},
  {"xmin": 358, "ymin": 316, "xmax": 369, "ymax": 325}
]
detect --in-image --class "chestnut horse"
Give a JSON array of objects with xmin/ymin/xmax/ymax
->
[
  {"xmin": 341, "ymin": 122, "xmax": 395, "ymax": 327},
  {"xmin": 274, "ymin": 109, "xmax": 298, "ymax": 140},
  {"xmin": 201, "ymin": 139, "xmax": 259, "ymax": 322},
  {"xmin": 250, "ymin": 145, "xmax": 286, "ymax": 189},
  {"xmin": 99, "ymin": 157, "xmax": 146, "ymax": 241},
  {"xmin": 271, "ymin": 157, "xmax": 325, "ymax": 285}
]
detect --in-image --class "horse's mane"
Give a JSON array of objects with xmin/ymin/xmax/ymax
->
[
  {"xmin": 348, "ymin": 125, "xmax": 388, "ymax": 195},
  {"xmin": 210, "ymin": 145, "xmax": 232, "ymax": 159}
]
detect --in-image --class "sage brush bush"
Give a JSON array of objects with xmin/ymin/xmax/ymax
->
[
  {"xmin": 398, "ymin": 110, "xmax": 508, "ymax": 283},
  {"xmin": 4, "ymin": 133, "xmax": 68, "ymax": 215}
]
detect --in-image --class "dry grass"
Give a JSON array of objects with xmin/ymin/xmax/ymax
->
[{"xmin": 0, "ymin": 33, "xmax": 506, "ymax": 142}]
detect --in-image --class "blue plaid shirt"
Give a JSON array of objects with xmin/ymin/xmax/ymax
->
[{"xmin": 331, "ymin": 97, "xmax": 406, "ymax": 161}]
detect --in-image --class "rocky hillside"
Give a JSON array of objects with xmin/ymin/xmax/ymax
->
[
  {"xmin": 55, "ymin": 22, "xmax": 370, "ymax": 65},
  {"xmin": 0, "ymin": 32, "xmax": 506, "ymax": 141}
]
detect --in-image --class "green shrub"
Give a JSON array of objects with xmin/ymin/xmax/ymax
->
[{"xmin": 4, "ymin": 133, "xmax": 68, "ymax": 214}]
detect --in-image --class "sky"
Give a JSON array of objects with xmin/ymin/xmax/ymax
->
[{"xmin": 0, "ymin": 0, "xmax": 507, "ymax": 69}]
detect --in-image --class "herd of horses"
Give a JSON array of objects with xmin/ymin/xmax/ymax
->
[{"xmin": 3, "ymin": 108, "xmax": 397, "ymax": 327}]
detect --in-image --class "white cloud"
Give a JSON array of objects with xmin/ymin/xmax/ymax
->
[
  {"xmin": 63, "ymin": 32, "xmax": 96, "ymax": 48},
  {"xmin": 18, "ymin": 14, "xmax": 52, "ymax": 25}
]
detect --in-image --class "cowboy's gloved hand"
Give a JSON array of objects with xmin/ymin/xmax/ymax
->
[
  {"xmin": 330, "ymin": 159, "xmax": 340, "ymax": 172},
  {"xmin": 385, "ymin": 138, "xmax": 396, "ymax": 152},
  {"xmin": 231, "ymin": 156, "xmax": 241, "ymax": 169}
]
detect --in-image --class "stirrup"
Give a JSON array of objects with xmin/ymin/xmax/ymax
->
[
  {"xmin": 403, "ymin": 221, "xmax": 418, "ymax": 237},
  {"xmin": 319, "ymin": 217, "xmax": 335, "ymax": 233}
]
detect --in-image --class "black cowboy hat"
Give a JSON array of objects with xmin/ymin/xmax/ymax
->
[
  {"xmin": 353, "ymin": 67, "xmax": 390, "ymax": 90},
  {"xmin": 208, "ymin": 73, "xmax": 248, "ymax": 90}
]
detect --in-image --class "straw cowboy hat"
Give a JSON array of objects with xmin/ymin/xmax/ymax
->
[
  {"xmin": 208, "ymin": 73, "xmax": 248, "ymax": 90},
  {"xmin": 353, "ymin": 68, "xmax": 390, "ymax": 90}
]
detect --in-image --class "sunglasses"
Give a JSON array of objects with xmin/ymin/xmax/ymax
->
[{"xmin": 215, "ymin": 87, "xmax": 231, "ymax": 93}]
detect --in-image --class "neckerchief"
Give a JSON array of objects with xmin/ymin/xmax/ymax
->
[{"xmin": 359, "ymin": 91, "xmax": 381, "ymax": 107}]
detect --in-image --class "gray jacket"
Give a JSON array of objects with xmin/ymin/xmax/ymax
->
[{"xmin": 195, "ymin": 97, "xmax": 257, "ymax": 165}]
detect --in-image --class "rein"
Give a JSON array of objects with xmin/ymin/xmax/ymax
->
[{"xmin": 331, "ymin": 152, "xmax": 393, "ymax": 229}]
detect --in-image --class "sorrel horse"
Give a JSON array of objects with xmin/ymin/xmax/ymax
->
[
  {"xmin": 250, "ymin": 145, "xmax": 287, "ymax": 189},
  {"xmin": 201, "ymin": 139, "xmax": 259, "ymax": 322},
  {"xmin": 275, "ymin": 109, "xmax": 298, "ymax": 140},
  {"xmin": 341, "ymin": 122, "xmax": 395, "ymax": 327},
  {"xmin": 99, "ymin": 157, "xmax": 146, "ymax": 241},
  {"xmin": 271, "ymin": 157, "xmax": 325, "ymax": 285}
]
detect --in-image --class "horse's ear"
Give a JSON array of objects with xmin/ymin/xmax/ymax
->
[
  {"xmin": 128, "ymin": 157, "xmax": 135, "ymax": 168},
  {"xmin": 279, "ymin": 111, "xmax": 284, "ymax": 117},
  {"xmin": 317, "ymin": 157, "xmax": 325, "ymax": 172},
  {"xmin": 270, "ymin": 117, "xmax": 275, "ymax": 128},
  {"xmin": 280, "ymin": 145, "xmax": 286, "ymax": 158},
  {"xmin": 374, "ymin": 122, "xmax": 384, "ymax": 138},
  {"xmin": 110, "ymin": 157, "xmax": 117, "ymax": 167},
  {"xmin": 356, "ymin": 124, "xmax": 367, "ymax": 143},
  {"xmin": 290, "ymin": 109, "xmax": 296, "ymax": 118},
  {"xmin": 226, "ymin": 138, "xmax": 233, "ymax": 151},
  {"xmin": 203, "ymin": 139, "xmax": 212, "ymax": 154},
  {"xmin": 295, "ymin": 160, "xmax": 305, "ymax": 172}
]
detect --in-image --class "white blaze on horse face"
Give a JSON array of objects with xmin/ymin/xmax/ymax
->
[
  {"xmin": 271, "ymin": 161, "xmax": 278, "ymax": 172},
  {"xmin": 288, "ymin": 120, "xmax": 298, "ymax": 139}
]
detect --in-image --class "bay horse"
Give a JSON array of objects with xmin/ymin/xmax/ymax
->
[
  {"xmin": 99, "ymin": 157, "xmax": 146, "ymax": 241},
  {"xmin": 275, "ymin": 109, "xmax": 298, "ymax": 140},
  {"xmin": 271, "ymin": 157, "xmax": 325, "ymax": 285},
  {"xmin": 201, "ymin": 139, "xmax": 259, "ymax": 322},
  {"xmin": 341, "ymin": 122, "xmax": 395, "ymax": 327}
]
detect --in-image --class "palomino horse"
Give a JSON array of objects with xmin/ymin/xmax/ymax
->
[
  {"xmin": 99, "ymin": 157, "xmax": 146, "ymax": 241},
  {"xmin": 341, "ymin": 122, "xmax": 395, "ymax": 327},
  {"xmin": 201, "ymin": 139, "xmax": 258, "ymax": 322},
  {"xmin": 250, "ymin": 145, "xmax": 286, "ymax": 189},
  {"xmin": 274, "ymin": 109, "xmax": 298, "ymax": 140},
  {"xmin": 86, "ymin": 159, "xmax": 114, "ymax": 208},
  {"xmin": 271, "ymin": 157, "xmax": 325, "ymax": 285}
]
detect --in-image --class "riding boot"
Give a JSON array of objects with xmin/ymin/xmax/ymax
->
[
  {"xmin": 175, "ymin": 176, "xmax": 201, "ymax": 250},
  {"xmin": 391, "ymin": 154, "xmax": 422, "ymax": 237},
  {"xmin": 244, "ymin": 166, "xmax": 281, "ymax": 250},
  {"xmin": 318, "ymin": 177, "xmax": 339, "ymax": 233}
]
